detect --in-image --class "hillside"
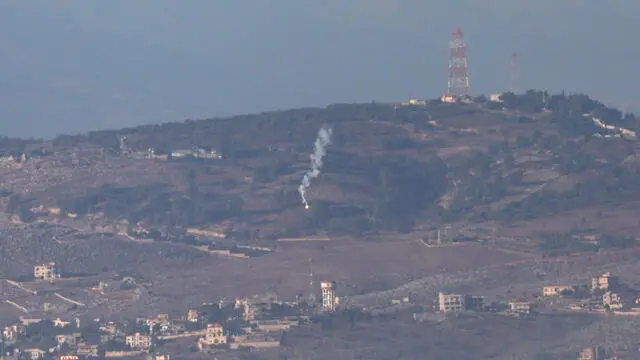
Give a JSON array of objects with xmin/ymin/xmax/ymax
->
[
  {"xmin": 2, "ymin": 91, "xmax": 640, "ymax": 359},
  {"xmin": 1, "ymin": 91, "xmax": 639, "ymax": 249}
]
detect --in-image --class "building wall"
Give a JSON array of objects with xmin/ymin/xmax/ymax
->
[
  {"xmin": 34, "ymin": 263, "xmax": 59, "ymax": 280},
  {"xmin": 438, "ymin": 292, "xmax": 465, "ymax": 312},
  {"xmin": 125, "ymin": 333, "xmax": 151, "ymax": 350},
  {"xmin": 542, "ymin": 286, "xmax": 573, "ymax": 296}
]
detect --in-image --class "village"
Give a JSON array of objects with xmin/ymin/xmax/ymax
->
[
  {"xmin": 0, "ymin": 262, "xmax": 341, "ymax": 360},
  {"xmin": 426, "ymin": 271, "xmax": 637, "ymax": 360},
  {"xmin": 0, "ymin": 260, "xmax": 634, "ymax": 360}
]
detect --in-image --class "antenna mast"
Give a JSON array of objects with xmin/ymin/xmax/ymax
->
[{"xmin": 447, "ymin": 27, "xmax": 470, "ymax": 98}]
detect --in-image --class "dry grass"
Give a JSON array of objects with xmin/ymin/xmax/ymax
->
[{"xmin": 146, "ymin": 239, "xmax": 526, "ymax": 313}]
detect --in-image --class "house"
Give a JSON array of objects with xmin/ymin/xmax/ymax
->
[
  {"xmin": 3, "ymin": 324, "xmax": 26, "ymax": 342},
  {"xmin": 198, "ymin": 323, "xmax": 227, "ymax": 350},
  {"xmin": 437, "ymin": 292, "xmax": 465, "ymax": 312},
  {"xmin": 23, "ymin": 349, "xmax": 46, "ymax": 360},
  {"xmin": 591, "ymin": 272, "xmax": 619, "ymax": 292},
  {"xmin": 34, "ymin": 262, "xmax": 60, "ymax": 281},
  {"xmin": 125, "ymin": 333, "xmax": 152, "ymax": 351},
  {"xmin": 508, "ymin": 301, "xmax": 532, "ymax": 314},
  {"xmin": 489, "ymin": 93, "xmax": 503, "ymax": 102},
  {"xmin": 53, "ymin": 318, "xmax": 72, "ymax": 328},
  {"xmin": 602, "ymin": 291, "xmax": 624, "ymax": 310},
  {"xmin": 186, "ymin": 309, "xmax": 200, "ymax": 323},
  {"xmin": 542, "ymin": 285, "xmax": 573, "ymax": 297}
]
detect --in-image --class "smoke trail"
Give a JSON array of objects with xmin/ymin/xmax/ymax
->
[{"xmin": 299, "ymin": 125, "xmax": 333, "ymax": 208}]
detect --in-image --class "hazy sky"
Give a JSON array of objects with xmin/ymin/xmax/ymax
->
[{"xmin": 1, "ymin": 1, "xmax": 639, "ymax": 138}]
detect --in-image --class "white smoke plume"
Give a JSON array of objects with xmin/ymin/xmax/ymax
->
[{"xmin": 299, "ymin": 125, "xmax": 333, "ymax": 208}]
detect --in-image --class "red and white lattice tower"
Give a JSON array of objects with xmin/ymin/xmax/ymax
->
[
  {"xmin": 447, "ymin": 27, "xmax": 470, "ymax": 98},
  {"xmin": 508, "ymin": 52, "xmax": 518, "ymax": 93}
]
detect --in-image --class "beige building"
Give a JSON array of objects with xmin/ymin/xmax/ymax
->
[
  {"xmin": 198, "ymin": 323, "xmax": 227, "ymax": 350},
  {"xmin": 508, "ymin": 301, "xmax": 531, "ymax": 314},
  {"xmin": 591, "ymin": 272, "xmax": 619, "ymax": 292},
  {"xmin": 3, "ymin": 324, "xmax": 26, "ymax": 342},
  {"xmin": 186, "ymin": 309, "xmax": 200, "ymax": 323},
  {"xmin": 34, "ymin": 262, "xmax": 60, "ymax": 281},
  {"xmin": 542, "ymin": 285, "xmax": 573, "ymax": 297},
  {"xmin": 438, "ymin": 292, "xmax": 465, "ymax": 312},
  {"xmin": 125, "ymin": 333, "xmax": 152, "ymax": 351},
  {"xmin": 578, "ymin": 346, "xmax": 604, "ymax": 360},
  {"xmin": 602, "ymin": 291, "xmax": 623, "ymax": 310}
]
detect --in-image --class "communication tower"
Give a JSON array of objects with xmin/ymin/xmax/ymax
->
[
  {"xmin": 447, "ymin": 27, "xmax": 470, "ymax": 98},
  {"xmin": 320, "ymin": 280, "xmax": 336, "ymax": 312}
]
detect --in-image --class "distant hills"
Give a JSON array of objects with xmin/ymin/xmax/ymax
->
[{"xmin": 1, "ymin": 91, "xmax": 639, "ymax": 249}]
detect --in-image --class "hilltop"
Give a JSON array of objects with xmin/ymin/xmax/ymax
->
[
  {"xmin": 1, "ymin": 91, "xmax": 640, "ymax": 359},
  {"xmin": 1, "ymin": 91, "xmax": 638, "ymax": 240}
]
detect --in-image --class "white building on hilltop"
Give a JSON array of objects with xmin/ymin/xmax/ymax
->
[{"xmin": 34, "ymin": 262, "xmax": 60, "ymax": 281}]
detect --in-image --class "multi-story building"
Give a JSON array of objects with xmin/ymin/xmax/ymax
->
[
  {"xmin": 438, "ymin": 292, "xmax": 465, "ymax": 312},
  {"xmin": 33, "ymin": 262, "xmax": 60, "ymax": 281},
  {"xmin": 125, "ymin": 333, "xmax": 152, "ymax": 351},
  {"xmin": 591, "ymin": 272, "xmax": 619, "ymax": 292},
  {"xmin": 542, "ymin": 285, "xmax": 573, "ymax": 297},
  {"xmin": 508, "ymin": 301, "xmax": 532, "ymax": 314},
  {"xmin": 321, "ymin": 281, "xmax": 337, "ymax": 312},
  {"xmin": 198, "ymin": 323, "xmax": 227, "ymax": 350}
]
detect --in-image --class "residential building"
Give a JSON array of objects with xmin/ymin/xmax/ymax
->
[
  {"xmin": 186, "ymin": 309, "xmax": 200, "ymax": 323},
  {"xmin": 125, "ymin": 333, "xmax": 152, "ymax": 351},
  {"xmin": 23, "ymin": 349, "xmax": 46, "ymax": 360},
  {"xmin": 3, "ymin": 324, "xmax": 25, "ymax": 342},
  {"xmin": 438, "ymin": 292, "xmax": 465, "ymax": 312},
  {"xmin": 578, "ymin": 346, "xmax": 604, "ymax": 360},
  {"xmin": 56, "ymin": 333, "xmax": 81, "ymax": 346},
  {"xmin": 508, "ymin": 301, "xmax": 532, "ymax": 314},
  {"xmin": 602, "ymin": 291, "xmax": 624, "ymax": 310},
  {"xmin": 591, "ymin": 272, "xmax": 619, "ymax": 292},
  {"xmin": 198, "ymin": 323, "xmax": 227, "ymax": 350},
  {"xmin": 234, "ymin": 297, "xmax": 270, "ymax": 321},
  {"xmin": 321, "ymin": 281, "xmax": 337, "ymax": 312},
  {"xmin": 33, "ymin": 262, "xmax": 60, "ymax": 281},
  {"xmin": 542, "ymin": 285, "xmax": 574, "ymax": 297}
]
